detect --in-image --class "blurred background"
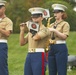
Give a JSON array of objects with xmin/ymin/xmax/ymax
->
[{"xmin": 5, "ymin": 0, "xmax": 76, "ymax": 33}]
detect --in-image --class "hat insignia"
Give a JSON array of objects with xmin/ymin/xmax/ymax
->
[
  {"xmin": 32, "ymin": 8, "xmax": 35, "ymax": 11},
  {"xmin": 43, "ymin": 10, "xmax": 47, "ymax": 16}
]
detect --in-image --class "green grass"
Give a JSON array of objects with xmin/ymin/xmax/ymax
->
[
  {"xmin": 67, "ymin": 32, "xmax": 76, "ymax": 55},
  {"xmin": 8, "ymin": 32, "xmax": 76, "ymax": 75}
]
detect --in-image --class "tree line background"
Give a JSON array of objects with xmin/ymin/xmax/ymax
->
[{"xmin": 5, "ymin": 0, "xmax": 76, "ymax": 33}]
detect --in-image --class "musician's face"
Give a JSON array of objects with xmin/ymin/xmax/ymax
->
[{"xmin": 54, "ymin": 12, "xmax": 63, "ymax": 20}]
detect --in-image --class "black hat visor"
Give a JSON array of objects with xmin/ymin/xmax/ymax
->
[
  {"xmin": 53, "ymin": 10, "xmax": 64, "ymax": 13},
  {"xmin": 31, "ymin": 13, "xmax": 42, "ymax": 18}
]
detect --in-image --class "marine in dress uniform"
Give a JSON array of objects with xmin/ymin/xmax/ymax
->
[
  {"xmin": 0, "ymin": 0, "xmax": 13, "ymax": 75},
  {"xmin": 48, "ymin": 4, "xmax": 70, "ymax": 75},
  {"xmin": 20, "ymin": 7, "xmax": 50, "ymax": 75}
]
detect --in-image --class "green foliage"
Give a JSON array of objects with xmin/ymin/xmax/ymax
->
[
  {"xmin": 5, "ymin": 0, "xmax": 76, "ymax": 33},
  {"xmin": 6, "ymin": 0, "xmax": 30, "ymax": 33}
]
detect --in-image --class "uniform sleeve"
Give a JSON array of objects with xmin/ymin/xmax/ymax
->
[
  {"xmin": 38, "ymin": 27, "xmax": 50, "ymax": 39},
  {"xmin": 6, "ymin": 19, "xmax": 13, "ymax": 31},
  {"xmin": 63, "ymin": 22, "xmax": 70, "ymax": 36}
]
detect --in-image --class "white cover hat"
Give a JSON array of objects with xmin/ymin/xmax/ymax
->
[
  {"xmin": 52, "ymin": 4, "xmax": 67, "ymax": 11},
  {"xmin": 28, "ymin": 7, "xmax": 45, "ymax": 14},
  {"xmin": 28, "ymin": 7, "xmax": 50, "ymax": 19},
  {"xmin": 0, "ymin": 0, "xmax": 7, "ymax": 6}
]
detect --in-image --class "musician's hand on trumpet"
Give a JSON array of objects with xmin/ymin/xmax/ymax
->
[{"xmin": 20, "ymin": 22, "xmax": 26, "ymax": 32}]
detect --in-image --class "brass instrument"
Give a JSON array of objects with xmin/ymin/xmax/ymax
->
[
  {"xmin": 45, "ymin": 17, "xmax": 54, "ymax": 52},
  {"xmin": 47, "ymin": 17, "xmax": 53, "ymax": 27}
]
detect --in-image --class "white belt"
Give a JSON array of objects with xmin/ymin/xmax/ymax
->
[
  {"xmin": 28, "ymin": 48, "xmax": 45, "ymax": 53},
  {"xmin": 0, "ymin": 39, "xmax": 7, "ymax": 43},
  {"xmin": 56, "ymin": 40, "xmax": 66, "ymax": 44}
]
